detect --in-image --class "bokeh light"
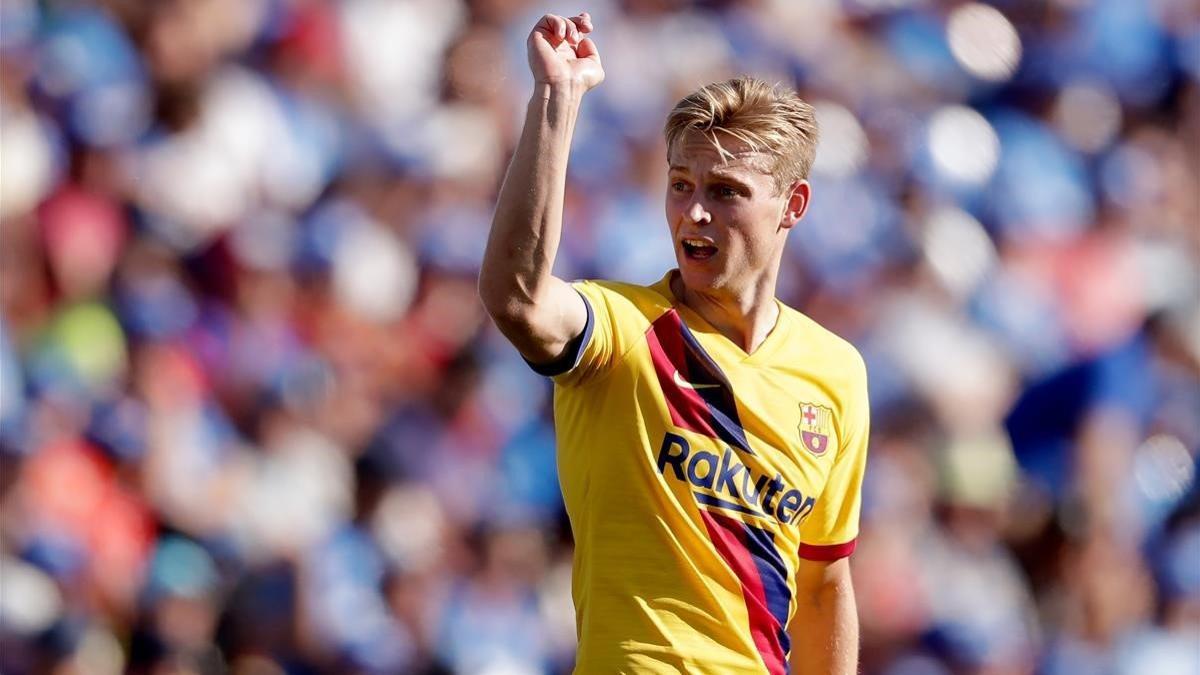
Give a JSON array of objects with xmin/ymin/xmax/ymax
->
[
  {"xmin": 812, "ymin": 101, "xmax": 870, "ymax": 178},
  {"xmin": 922, "ymin": 205, "xmax": 997, "ymax": 301},
  {"xmin": 947, "ymin": 3, "xmax": 1022, "ymax": 82},
  {"xmin": 928, "ymin": 105, "xmax": 1001, "ymax": 185},
  {"xmin": 0, "ymin": 111, "xmax": 58, "ymax": 219},
  {"xmin": 0, "ymin": 556, "xmax": 63, "ymax": 634},
  {"xmin": 332, "ymin": 219, "xmax": 418, "ymax": 323},
  {"xmin": 1053, "ymin": 80, "xmax": 1123, "ymax": 153},
  {"xmin": 1134, "ymin": 434, "xmax": 1195, "ymax": 504}
]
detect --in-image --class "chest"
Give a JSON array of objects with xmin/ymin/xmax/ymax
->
[{"xmin": 630, "ymin": 334, "xmax": 844, "ymax": 505}]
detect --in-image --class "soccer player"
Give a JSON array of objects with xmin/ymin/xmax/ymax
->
[{"xmin": 479, "ymin": 12, "xmax": 868, "ymax": 675}]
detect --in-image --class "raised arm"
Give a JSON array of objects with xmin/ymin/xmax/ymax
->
[{"xmin": 479, "ymin": 13, "xmax": 603, "ymax": 367}]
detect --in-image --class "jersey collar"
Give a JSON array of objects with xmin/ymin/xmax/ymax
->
[{"xmin": 652, "ymin": 270, "xmax": 792, "ymax": 366}]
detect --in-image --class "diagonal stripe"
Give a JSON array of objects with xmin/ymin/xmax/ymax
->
[
  {"xmin": 647, "ymin": 311, "xmax": 752, "ymax": 453},
  {"xmin": 700, "ymin": 511, "xmax": 790, "ymax": 675},
  {"xmin": 647, "ymin": 317, "xmax": 723, "ymax": 440},
  {"xmin": 742, "ymin": 522, "xmax": 793, "ymax": 657},
  {"xmin": 676, "ymin": 317, "xmax": 752, "ymax": 453}
]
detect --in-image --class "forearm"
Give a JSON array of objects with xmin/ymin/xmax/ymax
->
[
  {"xmin": 789, "ymin": 561, "xmax": 859, "ymax": 675},
  {"xmin": 480, "ymin": 82, "xmax": 585, "ymax": 317}
]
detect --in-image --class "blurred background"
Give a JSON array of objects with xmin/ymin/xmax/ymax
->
[{"xmin": 1, "ymin": 0, "xmax": 1198, "ymax": 673}]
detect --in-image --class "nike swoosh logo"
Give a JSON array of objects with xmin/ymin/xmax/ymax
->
[{"xmin": 673, "ymin": 370, "xmax": 721, "ymax": 390}]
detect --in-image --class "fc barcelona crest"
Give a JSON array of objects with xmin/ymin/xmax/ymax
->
[{"xmin": 798, "ymin": 403, "xmax": 833, "ymax": 456}]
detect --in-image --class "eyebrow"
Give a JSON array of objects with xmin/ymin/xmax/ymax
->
[{"xmin": 668, "ymin": 165, "xmax": 754, "ymax": 190}]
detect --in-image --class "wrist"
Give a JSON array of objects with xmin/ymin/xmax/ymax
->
[
  {"xmin": 529, "ymin": 81, "xmax": 585, "ymax": 131},
  {"xmin": 532, "ymin": 79, "xmax": 588, "ymax": 104}
]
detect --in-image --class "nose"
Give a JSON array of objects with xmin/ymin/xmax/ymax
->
[{"xmin": 686, "ymin": 201, "xmax": 711, "ymax": 225}]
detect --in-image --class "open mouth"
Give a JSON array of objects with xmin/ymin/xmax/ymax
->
[{"xmin": 681, "ymin": 237, "xmax": 718, "ymax": 261}]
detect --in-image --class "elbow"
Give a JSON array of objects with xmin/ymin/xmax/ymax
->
[
  {"xmin": 477, "ymin": 278, "xmax": 534, "ymax": 332},
  {"xmin": 477, "ymin": 264, "xmax": 504, "ymax": 314},
  {"xmin": 477, "ymin": 258, "xmax": 520, "ymax": 317},
  {"xmin": 477, "ymin": 275, "xmax": 499, "ymax": 317}
]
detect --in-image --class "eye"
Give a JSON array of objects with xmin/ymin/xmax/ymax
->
[
  {"xmin": 670, "ymin": 181, "xmax": 690, "ymax": 193},
  {"xmin": 712, "ymin": 185, "xmax": 740, "ymax": 199}
]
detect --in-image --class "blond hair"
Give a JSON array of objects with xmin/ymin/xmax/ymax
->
[{"xmin": 664, "ymin": 77, "xmax": 819, "ymax": 193}]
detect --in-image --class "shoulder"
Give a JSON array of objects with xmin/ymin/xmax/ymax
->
[
  {"xmin": 779, "ymin": 304, "xmax": 868, "ymax": 389},
  {"xmin": 573, "ymin": 278, "xmax": 674, "ymax": 323},
  {"xmin": 778, "ymin": 305, "xmax": 871, "ymax": 453}
]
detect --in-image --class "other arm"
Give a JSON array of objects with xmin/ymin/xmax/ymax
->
[
  {"xmin": 479, "ymin": 13, "xmax": 603, "ymax": 366},
  {"xmin": 789, "ymin": 557, "xmax": 858, "ymax": 675}
]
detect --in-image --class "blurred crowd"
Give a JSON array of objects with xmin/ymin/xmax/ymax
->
[{"xmin": 1, "ymin": 0, "xmax": 1198, "ymax": 673}]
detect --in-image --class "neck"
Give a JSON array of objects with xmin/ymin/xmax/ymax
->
[{"xmin": 671, "ymin": 271, "xmax": 780, "ymax": 354}]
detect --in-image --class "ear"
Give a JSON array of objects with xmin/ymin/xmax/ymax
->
[{"xmin": 779, "ymin": 180, "xmax": 811, "ymax": 230}]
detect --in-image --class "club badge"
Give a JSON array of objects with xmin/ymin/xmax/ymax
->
[{"xmin": 798, "ymin": 403, "xmax": 833, "ymax": 456}]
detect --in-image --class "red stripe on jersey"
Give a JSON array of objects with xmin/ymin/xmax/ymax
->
[
  {"xmin": 700, "ymin": 511, "xmax": 788, "ymax": 675},
  {"xmin": 646, "ymin": 313, "xmax": 723, "ymax": 440},
  {"xmin": 645, "ymin": 310, "xmax": 753, "ymax": 452},
  {"xmin": 798, "ymin": 539, "xmax": 857, "ymax": 561}
]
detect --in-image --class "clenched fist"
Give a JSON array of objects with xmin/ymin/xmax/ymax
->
[{"xmin": 527, "ymin": 12, "xmax": 604, "ymax": 91}]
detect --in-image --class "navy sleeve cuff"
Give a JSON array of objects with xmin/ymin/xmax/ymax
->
[{"xmin": 525, "ymin": 289, "xmax": 595, "ymax": 377}]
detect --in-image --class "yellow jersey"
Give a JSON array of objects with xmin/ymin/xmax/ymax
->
[{"xmin": 536, "ymin": 271, "xmax": 870, "ymax": 674}]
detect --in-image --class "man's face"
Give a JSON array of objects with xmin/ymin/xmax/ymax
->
[{"xmin": 666, "ymin": 131, "xmax": 807, "ymax": 296}]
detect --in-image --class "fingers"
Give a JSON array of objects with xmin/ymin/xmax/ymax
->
[
  {"xmin": 570, "ymin": 12, "xmax": 593, "ymax": 35},
  {"xmin": 536, "ymin": 12, "xmax": 592, "ymax": 46},
  {"xmin": 536, "ymin": 14, "xmax": 568, "ymax": 41}
]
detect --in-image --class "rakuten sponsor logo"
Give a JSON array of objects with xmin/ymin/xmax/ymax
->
[{"xmin": 656, "ymin": 432, "xmax": 815, "ymax": 525}]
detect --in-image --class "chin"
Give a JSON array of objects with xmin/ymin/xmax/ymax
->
[{"xmin": 677, "ymin": 260, "xmax": 726, "ymax": 292}]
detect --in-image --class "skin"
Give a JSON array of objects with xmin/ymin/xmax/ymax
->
[
  {"xmin": 665, "ymin": 132, "xmax": 810, "ymax": 353},
  {"xmin": 478, "ymin": 13, "xmax": 858, "ymax": 675},
  {"xmin": 478, "ymin": 12, "xmax": 597, "ymax": 365},
  {"xmin": 790, "ymin": 557, "xmax": 858, "ymax": 675}
]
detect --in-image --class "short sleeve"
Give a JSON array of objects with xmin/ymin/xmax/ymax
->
[
  {"xmin": 527, "ymin": 280, "xmax": 626, "ymax": 388},
  {"xmin": 798, "ymin": 355, "xmax": 870, "ymax": 561}
]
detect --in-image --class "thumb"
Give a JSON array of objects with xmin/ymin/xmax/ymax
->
[{"xmin": 576, "ymin": 36, "xmax": 601, "ymax": 62}]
